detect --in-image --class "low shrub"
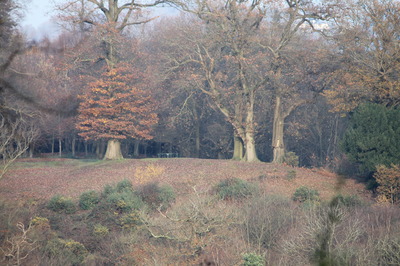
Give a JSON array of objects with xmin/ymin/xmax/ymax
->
[
  {"xmin": 292, "ymin": 186, "xmax": 320, "ymax": 203},
  {"xmin": 47, "ymin": 195, "xmax": 76, "ymax": 214},
  {"xmin": 215, "ymin": 178, "xmax": 257, "ymax": 200},
  {"xmin": 79, "ymin": 190, "xmax": 100, "ymax": 210},
  {"xmin": 116, "ymin": 179, "xmax": 133, "ymax": 192},
  {"xmin": 284, "ymin": 151, "xmax": 299, "ymax": 167},
  {"xmin": 93, "ymin": 224, "xmax": 109, "ymax": 237},
  {"xmin": 286, "ymin": 170, "xmax": 296, "ymax": 180},
  {"xmin": 136, "ymin": 182, "xmax": 175, "ymax": 210},
  {"xmin": 44, "ymin": 238, "xmax": 88, "ymax": 265},
  {"xmin": 331, "ymin": 194, "xmax": 363, "ymax": 207},
  {"xmin": 105, "ymin": 189, "xmax": 144, "ymax": 213},
  {"xmin": 242, "ymin": 252, "xmax": 265, "ymax": 266},
  {"xmin": 117, "ymin": 211, "xmax": 141, "ymax": 229}
]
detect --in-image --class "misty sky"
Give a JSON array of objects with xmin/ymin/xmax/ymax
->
[
  {"xmin": 20, "ymin": 0, "xmax": 178, "ymax": 41},
  {"xmin": 20, "ymin": 0, "xmax": 60, "ymax": 40}
]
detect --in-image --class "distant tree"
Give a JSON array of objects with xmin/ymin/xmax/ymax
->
[
  {"xmin": 324, "ymin": 0, "xmax": 400, "ymax": 111},
  {"xmin": 341, "ymin": 103, "xmax": 400, "ymax": 174},
  {"xmin": 374, "ymin": 164, "xmax": 400, "ymax": 204},
  {"xmin": 76, "ymin": 63, "xmax": 158, "ymax": 159}
]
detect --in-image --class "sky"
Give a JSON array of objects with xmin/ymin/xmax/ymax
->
[
  {"xmin": 19, "ymin": 0, "xmax": 178, "ymax": 41},
  {"xmin": 20, "ymin": 0, "xmax": 60, "ymax": 40}
]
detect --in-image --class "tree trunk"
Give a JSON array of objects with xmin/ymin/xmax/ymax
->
[
  {"xmin": 51, "ymin": 134, "xmax": 55, "ymax": 155},
  {"xmin": 133, "ymin": 139, "xmax": 140, "ymax": 157},
  {"xmin": 29, "ymin": 142, "xmax": 34, "ymax": 158},
  {"xmin": 104, "ymin": 139, "xmax": 123, "ymax": 160},
  {"xmin": 244, "ymin": 93, "xmax": 259, "ymax": 162},
  {"xmin": 84, "ymin": 141, "xmax": 88, "ymax": 157},
  {"xmin": 194, "ymin": 121, "xmax": 200, "ymax": 158},
  {"xmin": 58, "ymin": 138, "xmax": 62, "ymax": 158},
  {"xmin": 72, "ymin": 136, "xmax": 76, "ymax": 158},
  {"xmin": 244, "ymin": 131, "xmax": 259, "ymax": 162},
  {"xmin": 272, "ymin": 95, "xmax": 285, "ymax": 163},
  {"xmin": 232, "ymin": 134, "xmax": 244, "ymax": 160}
]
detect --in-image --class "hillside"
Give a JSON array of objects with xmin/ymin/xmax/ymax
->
[
  {"xmin": 0, "ymin": 158, "xmax": 369, "ymax": 202},
  {"xmin": 2, "ymin": 158, "xmax": 399, "ymax": 266}
]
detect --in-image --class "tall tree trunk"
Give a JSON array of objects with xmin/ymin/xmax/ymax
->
[
  {"xmin": 232, "ymin": 134, "xmax": 244, "ymax": 160},
  {"xmin": 244, "ymin": 94, "xmax": 259, "ymax": 162},
  {"xmin": 194, "ymin": 121, "xmax": 200, "ymax": 158},
  {"xmin": 72, "ymin": 136, "xmax": 76, "ymax": 158},
  {"xmin": 58, "ymin": 138, "xmax": 62, "ymax": 158},
  {"xmin": 84, "ymin": 141, "xmax": 88, "ymax": 157},
  {"xmin": 272, "ymin": 95, "xmax": 285, "ymax": 163},
  {"xmin": 51, "ymin": 134, "xmax": 55, "ymax": 155},
  {"xmin": 104, "ymin": 139, "xmax": 123, "ymax": 160},
  {"xmin": 133, "ymin": 139, "xmax": 140, "ymax": 157},
  {"xmin": 29, "ymin": 142, "xmax": 34, "ymax": 158}
]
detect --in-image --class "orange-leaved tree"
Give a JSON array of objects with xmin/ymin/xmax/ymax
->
[{"xmin": 76, "ymin": 63, "xmax": 158, "ymax": 159}]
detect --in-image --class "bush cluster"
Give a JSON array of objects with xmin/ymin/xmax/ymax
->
[
  {"xmin": 242, "ymin": 252, "xmax": 265, "ymax": 266},
  {"xmin": 79, "ymin": 190, "xmax": 100, "ymax": 210},
  {"xmin": 292, "ymin": 186, "xmax": 320, "ymax": 203},
  {"xmin": 47, "ymin": 195, "xmax": 76, "ymax": 214},
  {"xmin": 215, "ymin": 178, "xmax": 257, "ymax": 200},
  {"xmin": 284, "ymin": 151, "xmax": 299, "ymax": 167}
]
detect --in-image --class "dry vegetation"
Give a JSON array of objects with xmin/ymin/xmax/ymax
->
[
  {"xmin": 0, "ymin": 158, "xmax": 367, "ymax": 201},
  {"xmin": 0, "ymin": 158, "xmax": 399, "ymax": 266}
]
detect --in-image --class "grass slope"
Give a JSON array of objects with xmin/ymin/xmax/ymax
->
[{"xmin": 0, "ymin": 158, "xmax": 369, "ymax": 202}]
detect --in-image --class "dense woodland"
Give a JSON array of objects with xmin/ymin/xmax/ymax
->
[
  {"xmin": 0, "ymin": 0, "xmax": 400, "ymax": 264},
  {"xmin": 1, "ymin": 0, "xmax": 399, "ymax": 169}
]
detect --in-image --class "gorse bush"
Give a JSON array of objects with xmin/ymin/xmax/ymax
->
[
  {"xmin": 93, "ymin": 224, "xmax": 109, "ymax": 237},
  {"xmin": 47, "ymin": 195, "xmax": 76, "ymax": 214},
  {"xmin": 292, "ymin": 186, "xmax": 320, "ymax": 203},
  {"xmin": 286, "ymin": 169, "xmax": 296, "ymax": 180},
  {"xmin": 116, "ymin": 179, "xmax": 133, "ymax": 192},
  {"xmin": 44, "ymin": 238, "xmax": 88, "ymax": 265},
  {"xmin": 79, "ymin": 190, "xmax": 100, "ymax": 210},
  {"xmin": 284, "ymin": 151, "xmax": 299, "ymax": 167},
  {"xmin": 136, "ymin": 182, "xmax": 175, "ymax": 210},
  {"xmin": 332, "ymin": 194, "xmax": 363, "ymax": 207},
  {"xmin": 105, "ymin": 190, "xmax": 144, "ymax": 213},
  {"xmin": 215, "ymin": 178, "xmax": 257, "ymax": 200},
  {"xmin": 242, "ymin": 252, "xmax": 265, "ymax": 266}
]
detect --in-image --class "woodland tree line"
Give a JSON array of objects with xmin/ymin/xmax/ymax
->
[{"xmin": 1, "ymin": 0, "xmax": 400, "ymax": 182}]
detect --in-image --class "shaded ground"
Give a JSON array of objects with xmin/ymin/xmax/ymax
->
[{"xmin": 0, "ymin": 158, "xmax": 370, "ymax": 202}]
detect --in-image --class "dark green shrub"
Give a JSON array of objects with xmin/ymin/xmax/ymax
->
[
  {"xmin": 47, "ymin": 195, "xmax": 76, "ymax": 214},
  {"xmin": 44, "ymin": 238, "xmax": 88, "ymax": 266},
  {"xmin": 103, "ymin": 184, "xmax": 114, "ymax": 195},
  {"xmin": 136, "ymin": 182, "xmax": 175, "ymax": 210},
  {"xmin": 79, "ymin": 190, "xmax": 100, "ymax": 210},
  {"xmin": 215, "ymin": 178, "xmax": 257, "ymax": 200},
  {"xmin": 284, "ymin": 151, "xmax": 299, "ymax": 167},
  {"xmin": 242, "ymin": 252, "xmax": 265, "ymax": 266},
  {"xmin": 105, "ymin": 189, "xmax": 144, "ymax": 213},
  {"xmin": 92, "ymin": 224, "xmax": 109, "ymax": 237},
  {"xmin": 116, "ymin": 179, "xmax": 133, "ymax": 192},
  {"xmin": 286, "ymin": 170, "xmax": 296, "ymax": 180},
  {"xmin": 292, "ymin": 186, "xmax": 320, "ymax": 203},
  {"xmin": 117, "ymin": 211, "xmax": 141, "ymax": 229},
  {"xmin": 341, "ymin": 103, "xmax": 400, "ymax": 174},
  {"xmin": 331, "ymin": 194, "xmax": 363, "ymax": 207}
]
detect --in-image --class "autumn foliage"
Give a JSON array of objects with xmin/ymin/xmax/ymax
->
[
  {"xmin": 76, "ymin": 63, "xmax": 158, "ymax": 142},
  {"xmin": 374, "ymin": 164, "xmax": 400, "ymax": 204}
]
